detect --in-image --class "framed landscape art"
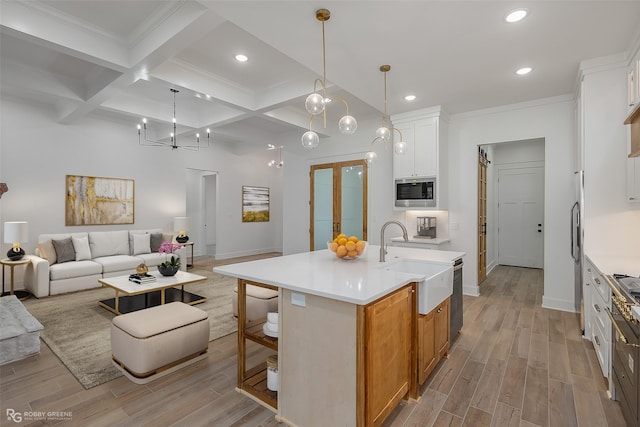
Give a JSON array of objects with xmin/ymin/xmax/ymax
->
[
  {"xmin": 65, "ymin": 175, "xmax": 134, "ymax": 225},
  {"xmin": 242, "ymin": 186, "xmax": 269, "ymax": 222}
]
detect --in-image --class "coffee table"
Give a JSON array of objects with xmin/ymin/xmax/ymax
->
[{"xmin": 98, "ymin": 270, "xmax": 207, "ymax": 315}]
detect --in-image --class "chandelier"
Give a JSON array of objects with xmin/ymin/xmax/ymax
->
[
  {"xmin": 267, "ymin": 144, "xmax": 284, "ymax": 168},
  {"xmin": 302, "ymin": 9, "xmax": 357, "ymax": 149},
  {"xmin": 365, "ymin": 65, "xmax": 407, "ymax": 165},
  {"xmin": 137, "ymin": 88, "xmax": 210, "ymax": 151}
]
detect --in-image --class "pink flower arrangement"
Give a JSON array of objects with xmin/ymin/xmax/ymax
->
[
  {"xmin": 158, "ymin": 241, "xmax": 183, "ymax": 254},
  {"xmin": 158, "ymin": 241, "xmax": 183, "ymax": 269}
]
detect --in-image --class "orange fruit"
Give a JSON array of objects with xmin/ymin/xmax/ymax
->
[
  {"xmin": 347, "ymin": 250, "xmax": 358, "ymax": 258},
  {"xmin": 329, "ymin": 241, "xmax": 339, "ymax": 252},
  {"xmin": 345, "ymin": 241, "xmax": 356, "ymax": 252},
  {"xmin": 336, "ymin": 246, "xmax": 348, "ymax": 258},
  {"xmin": 337, "ymin": 233, "xmax": 347, "ymax": 240},
  {"xmin": 337, "ymin": 237, "xmax": 348, "ymax": 246},
  {"xmin": 348, "ymin": 236, "xmax": 358, "ymax": 242},
  {"xmin": 356, "ymin": 240, "xmax": 365, "ymax": 251}
]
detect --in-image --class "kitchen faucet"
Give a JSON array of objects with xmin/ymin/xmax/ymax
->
[{"xmin": 379, "ymin": 220, "xmax": 409, "ymax": 262}]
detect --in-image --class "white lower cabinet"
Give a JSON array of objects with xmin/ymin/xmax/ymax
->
[{"xmin": 584, "ymin": 256, "xmax": 611, "ymax": 378}]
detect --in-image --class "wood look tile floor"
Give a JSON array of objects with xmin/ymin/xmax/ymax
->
[{"xmin": 0, "ymin": 260, "xmax": 626, "ymax": 427}]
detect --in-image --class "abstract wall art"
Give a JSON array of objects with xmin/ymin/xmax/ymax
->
[
  {"xmin": 65, "ymin": 175, "xmax": 134, "ymax": 225},
  {"xmin": 242, "ymin": 186, "xmax": 269, "ymax": 222}
]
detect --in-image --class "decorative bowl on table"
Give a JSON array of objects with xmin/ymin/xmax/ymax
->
[{"xmin": 327, "ymin": 235, "xmax": 367, "ymax": 260}]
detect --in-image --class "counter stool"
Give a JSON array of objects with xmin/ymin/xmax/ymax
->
[{"xmin": 232, "ymin": 284, "xmax": 278, "ymax": 322}]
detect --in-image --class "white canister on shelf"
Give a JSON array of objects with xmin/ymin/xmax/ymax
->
[{"xmin": 266, "ymin": 354, "xmax": 278, "ymax": 391}]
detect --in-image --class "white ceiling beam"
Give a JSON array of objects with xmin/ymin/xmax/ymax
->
[
  {"xmin": 0, "ymin": 1, "xmax": 129, "ymax": 70},
  {"xmin": 57, "ymin": 7, "xmax": 226, "ymax": 124}
]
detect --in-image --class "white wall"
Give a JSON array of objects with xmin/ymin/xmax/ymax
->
[
  {"xmin": 448, "ymin": 96, "xmax": 575, "ymax": 310},
  {"xmin": 0, "ymin": 97, "xmax": 283, "ymax": 262},
  {"xmin": 282, "ymin": 115, "xmax": 397, "ymax": 255}
]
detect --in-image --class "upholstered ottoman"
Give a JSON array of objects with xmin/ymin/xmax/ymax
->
[
  {"xmin": 111, "ymin": 302, "xmax": 209, "ymax": 384},
  {"xmin": 0, "ymin": 295, "xmax": 43, "ymax": 365},
  {"xmin": 232, "ymin": 284, "xmax": 278, "ymax": 322}
]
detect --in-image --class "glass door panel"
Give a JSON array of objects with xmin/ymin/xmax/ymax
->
[
  {"xmin": 341, "ymin": 165, "xmax": 364, "ymax": 239},
  {"xmin": 313, "ymin": 167, "xmax": 334, "ymax": 251},
  {"xmin": 310, "ymin": 160, "xmax": 367, "ymax": 250}
]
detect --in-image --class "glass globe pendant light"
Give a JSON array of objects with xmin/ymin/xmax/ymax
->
[
  {"xmin": 302, "ymin": 9, "xmax": 357, "ymax": 148},
  {"xmin": 364, "ymin": 151, "xmax": 378, "ymax": 165},
  {"xmin": 365, "ymin": 65, "xmax": 406, "ymax": 163}
]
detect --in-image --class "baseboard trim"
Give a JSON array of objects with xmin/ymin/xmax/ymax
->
[
  {"xmin": 463, "ymin": 285, "xmax": 479, "ymax": 297},
  {"xmin": 215, "ymin": 247, "xmax": 282, "ymax": 260},
  {"xmin": 542, "ymin": 296, "xmax": 578, "ymax": 313}
]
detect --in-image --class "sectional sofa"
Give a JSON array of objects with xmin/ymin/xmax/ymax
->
[{"xmin": 26, "ymin": 229, "xmax": 186, "ymax": 298}]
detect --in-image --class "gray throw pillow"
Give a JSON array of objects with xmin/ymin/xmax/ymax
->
[
  {"xmin": 53, "ymin": 237, "xmax": 75, "ymax": 263},
  {"xmin": 150, "ymin": 233, "xmax": 164, "ymax": 252}
]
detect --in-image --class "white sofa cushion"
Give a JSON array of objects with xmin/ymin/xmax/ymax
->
[
  {"xmin": 127, "ymin": 229, "xmax": 163, "ymax": 255},
  {"xmin": 132, "ymin": 233, "xmax": 151, "ymax": 255},
  {"xmin": 89, "ymin": 231, "xmax": 129, "ymax": 258},
  {"xmin": 136, "ymin": 253, "xmax": 172, "ymax": 267},
  {"xmin": 49, "ymin": 260, "xmax": 102, "ymax": 281},
  {"xmin": 72, "ymin": 235, "xmax": 92, "ymax": 261},
  {"xmin": 93, "ymin": 255, "xmax": 141, "ymax": 274}
]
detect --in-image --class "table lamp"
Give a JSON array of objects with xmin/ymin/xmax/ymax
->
[
  {"xmin": 4, "ymin": 221, "xmax": 28, "ymax": 261},
  {"xmin": 174, "ymin": 217, "xmax": 190, "ymax": 243}
]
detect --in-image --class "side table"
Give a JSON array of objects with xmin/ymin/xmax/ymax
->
[
  {"xmin": 1, "ymin": 257, "xmax": 32, "ymax": 300},
  {"xmin": 182, "ymin": 242, "xmax": 194, "ymax": 269}
]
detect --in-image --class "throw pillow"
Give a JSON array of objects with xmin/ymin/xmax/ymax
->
[
  {"xmin": 150, "ymin": 232, "xmax": 164, "ymax": 252},
  {"xmin": 133, "ymin": 233, "xmax": 151, "ymax": 255},
  {"xmin": 72, "ymin": 235, "xmax": 92, "ymax": 261},
  {"xmin": 38, "ymin": 240, "xmax": 57, "ymax": 265},
  {"xmin": 52, "ymin": 237, "xmax": 75, "ymax": 263}
]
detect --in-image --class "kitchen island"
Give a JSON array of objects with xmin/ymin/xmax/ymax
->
[{"xmin": 214, "ymin": 245, "xmax": 464, "ymax": 427}]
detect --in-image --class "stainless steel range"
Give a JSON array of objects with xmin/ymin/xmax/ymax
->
[{"xmin": 606, "ymin": 274, "xmax": 640, "ymax": 427}]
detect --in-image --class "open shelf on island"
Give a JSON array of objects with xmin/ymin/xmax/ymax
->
[
  {"xmin": 244, "ymin": 322, "xmax": 278, "ymax": 351},
  {"xmin": 237, "ymin": 279, "xmax": 279, "ymax": 412},
  {"xmin": 240, "ymin": 362, "xmax": 277, "ymax": 410}
]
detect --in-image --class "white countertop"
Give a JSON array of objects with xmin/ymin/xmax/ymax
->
[
  {"xmin": 390, "ymin": 237, "xmax": 450, "ymax": 245},
  {"xmin": 585, "ymin": 253, "xmax": 640, "ymax": 277},
  {"xmin": 214, "ymin": 245, "xmax": 465, "ymax": 305}
]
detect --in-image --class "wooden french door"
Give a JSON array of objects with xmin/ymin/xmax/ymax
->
[
  {"xmin": 310, "ymin": 160, "xmax": 368, "ymax": 251},
  {"xmin": 478, "ymin": 150, "xmax": 488, "ymax": 284}
]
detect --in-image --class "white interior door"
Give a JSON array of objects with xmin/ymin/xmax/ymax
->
[{"xmin": 498, "ymin": 166, "xmax": 544, "ymax": 268}]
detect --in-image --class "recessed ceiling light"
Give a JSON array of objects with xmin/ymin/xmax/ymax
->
[
  {"xmin": 516, "ymin": 67, "xmax": 532, "ymax": 75},
  {"xmin": 235, "ymin": 54, "xmax": 248, "ymax": 62},
  {"xmin": 505, "ymin": 9, "xmax": 528, "ymax": 23},
  {"xmin": 404, "ymin": 95, "xmax": 416, "ymax": 101}
]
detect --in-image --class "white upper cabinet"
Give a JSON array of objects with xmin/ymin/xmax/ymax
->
[
  {"xmin": 391, "ymin": 106, "xmax": 448, "ymax": 209},
  {"xmin": 393, "ymin": 118, "xmax": 438, "ymax": 178}
]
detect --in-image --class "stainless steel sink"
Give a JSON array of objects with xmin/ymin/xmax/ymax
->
[{"xmin": 380, "ymin": 259, "xmax": 453, "ymax": 314}]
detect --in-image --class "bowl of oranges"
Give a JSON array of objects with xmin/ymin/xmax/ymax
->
[{"xmin": 328, "ymin": 234, "xmax": 367, "ymax": 260}]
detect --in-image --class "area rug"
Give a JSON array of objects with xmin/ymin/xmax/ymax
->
[{"xmin": 22, "ymin": 269, "xmax": 238, "ymax": 389}]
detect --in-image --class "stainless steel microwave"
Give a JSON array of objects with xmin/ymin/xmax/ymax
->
[{"xmin": 395, "ymin": 177, "xmax": 436, "ymax": 208}]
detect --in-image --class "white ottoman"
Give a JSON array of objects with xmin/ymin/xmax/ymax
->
[
  {"xmin": 0, "ymin": 295, "xmax": 43, "ymax": 365},
  {"xmin": 232, "ymin": 284, "xmax": 278, "ymax": 322},
  {"xmin": 111, "ymin": 302, "xmax": 209, "ymax": 384}
]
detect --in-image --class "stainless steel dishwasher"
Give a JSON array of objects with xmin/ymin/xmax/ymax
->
[{"xmin": 450, "ymin": 258, "xmax": 463, "ymax": 343}]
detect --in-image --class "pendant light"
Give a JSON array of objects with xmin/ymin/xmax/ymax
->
[
  {"xmin": 302, "ymin": 9, "xmax": 357, "ymax": 149},
  {"xmin": 365, "ymin": 65, "xmax": 406, "ymax": 164}
]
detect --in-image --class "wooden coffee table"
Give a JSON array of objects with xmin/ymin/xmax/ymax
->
[{"xmin": 98, "ymin": 270, "xmax": 207, "ymax": 315}]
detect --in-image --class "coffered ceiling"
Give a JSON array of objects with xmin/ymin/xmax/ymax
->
[{"xmin": 2, "ymin": 1, "xmax": 639, "ymax": 154}]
